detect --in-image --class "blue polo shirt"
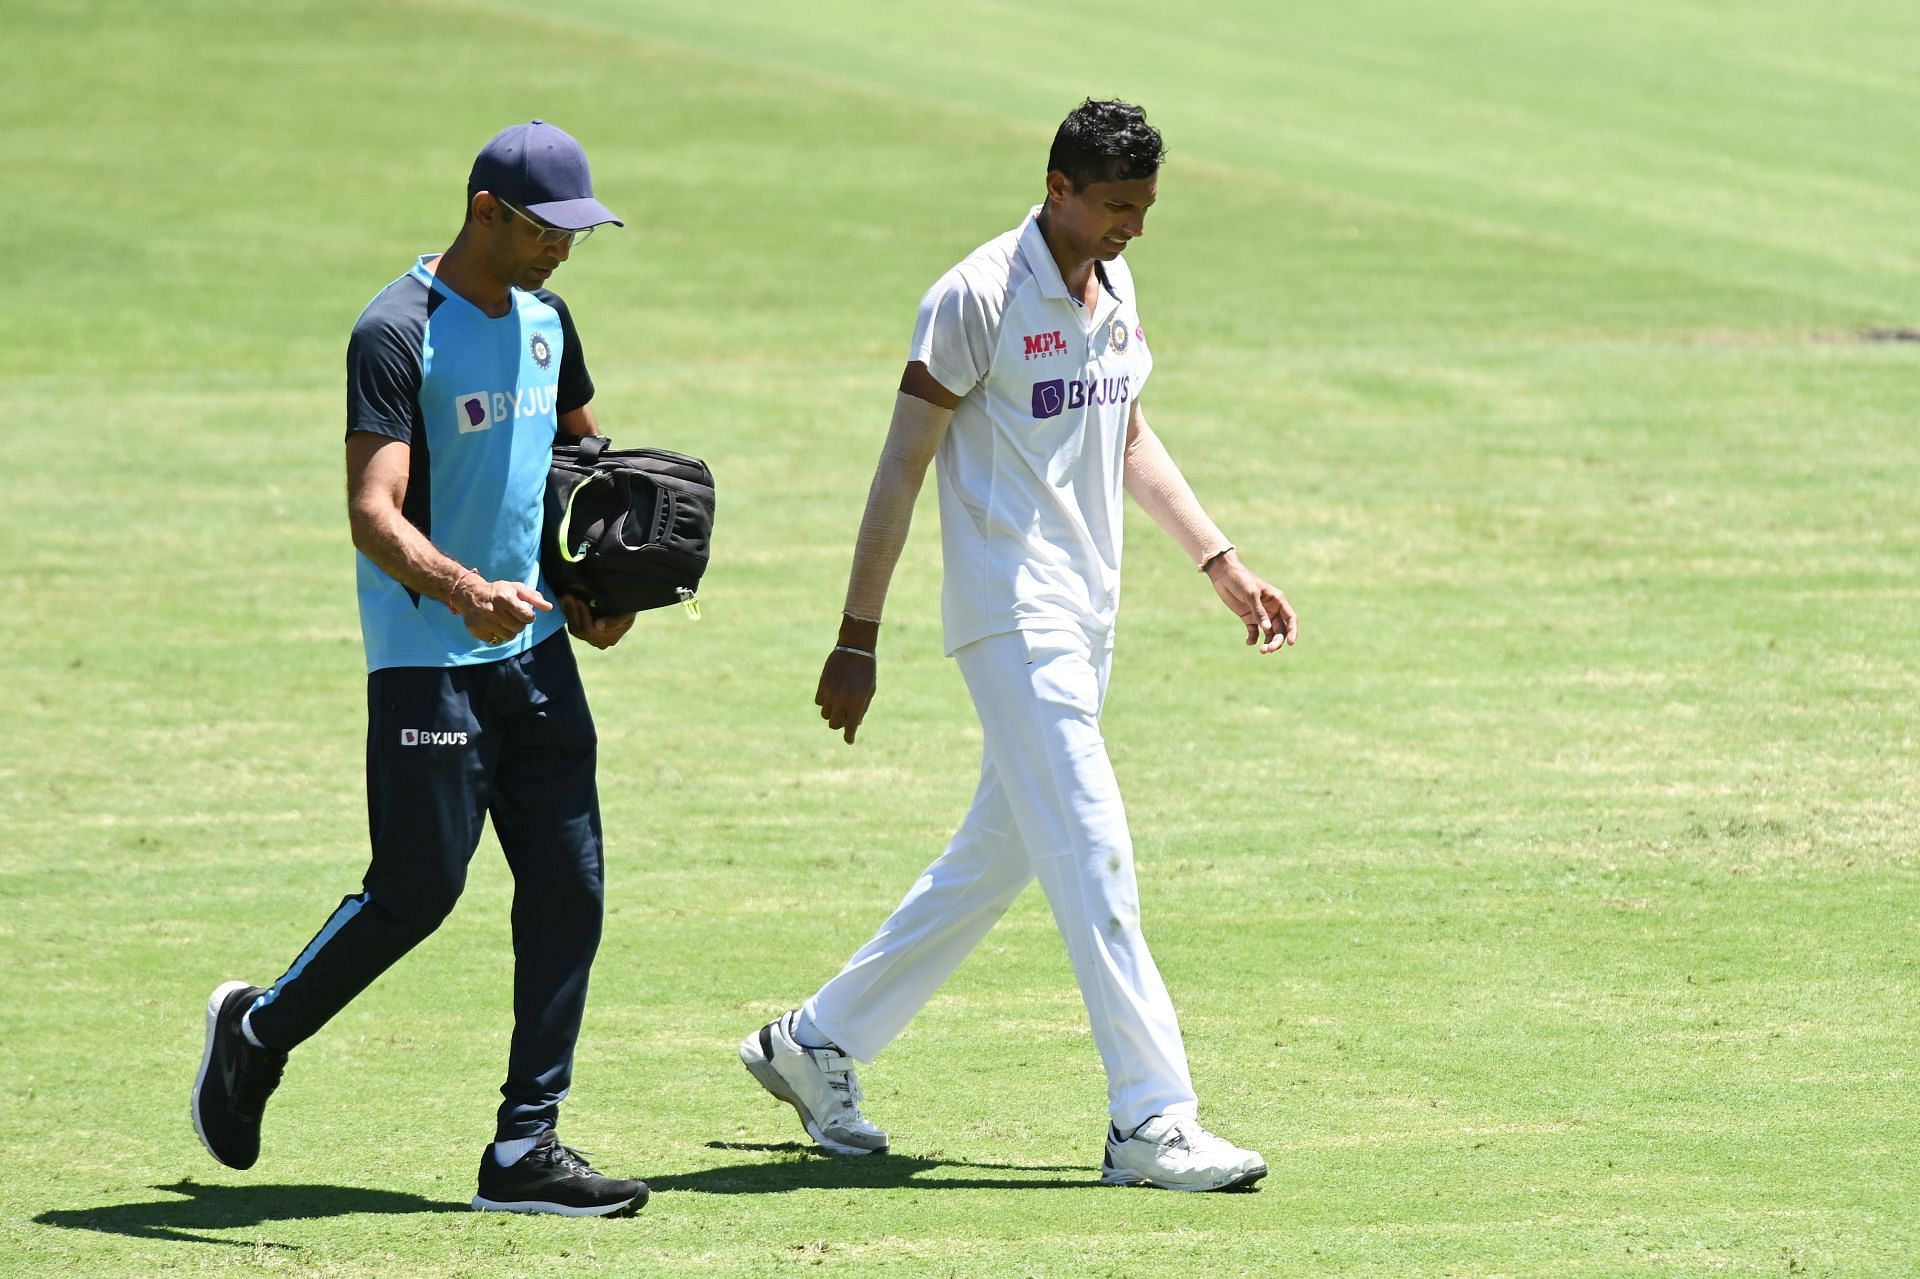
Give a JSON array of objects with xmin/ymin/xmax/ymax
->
[{"xmin": 345, "ymin": 255, "xmax": 591, "ymax": 672}]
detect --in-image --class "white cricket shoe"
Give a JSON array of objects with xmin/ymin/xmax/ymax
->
[
  {"xmin": 1100, "ymin": 1115, "xmax": 1267, "ymax": 1191},
  {"xmin": 739, "ymin": 1012, "xmax": 889, "ymax": 1155}
]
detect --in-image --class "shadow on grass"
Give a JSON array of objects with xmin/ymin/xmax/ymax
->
[
  {"xmin": 647, "ymin": 1141, "xmax": 1099, "ymax": 1194},
  {"xmin": 34, "ymin": 1180, "xmax": 460, "ymax": 1246},
  {"xmin": 33, "ymin": 1146, "xmax": 1251, "ymax": 1240}
]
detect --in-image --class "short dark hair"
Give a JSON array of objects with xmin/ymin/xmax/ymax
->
[{"xmin": 1047, "ymin": 98, "xmax": 1165, "ymax": 191}]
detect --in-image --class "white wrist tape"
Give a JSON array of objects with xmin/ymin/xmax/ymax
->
[
  {"xmin": 843, "ymin": 391, "xmax": 954, "ymax": 622},
  {"xmin": 1123, "ymin": 416, "xmax": 1232, "ymax": 569}
]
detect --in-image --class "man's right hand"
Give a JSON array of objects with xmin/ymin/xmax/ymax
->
[
  {"xmin": 816, "ymin": 617, "xmax": 880, "ymax": 744},
  {"xmin": 455, "ymin": 577, "xmax": 552, "ymax": 646},
  {"xmin": 816, "ymin": 647, "xmax": 877, "ymax": 744}
]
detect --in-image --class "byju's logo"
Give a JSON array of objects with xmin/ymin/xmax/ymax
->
[
  {"xmin": 452, "ymin": 385, "xmax": 560, "ymax": 434},
  {"xmin": 1031, "ymin": 375, "xmax": 1132, "ymax": 419},
  {"xmin": 1023, "ymin": 330, "xmax": 1068, "ymax": 361},
  {"xmin": 1032, "ymin": 379, "xmax": 1066, "ymax": 419},
  {"xmin": 400, "ymin": 728, "xmax": 470, "ymax": 747},
  {"xmin": 455, "ymin": 392, "xmax": 491, "ymax": 433}
]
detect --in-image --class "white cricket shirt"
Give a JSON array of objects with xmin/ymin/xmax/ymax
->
[{"xmin": 912, "ymin": 206, "xmax": 1154, "ymax": 655}]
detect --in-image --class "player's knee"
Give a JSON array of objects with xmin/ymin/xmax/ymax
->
[
  {"xmin": 551, "ymin": 872, "xmax": 605, "ymax": 923},
  {"xmin": 519, "ymin": 867, "xmax": 604, "ymax": 929},
  {"xmin": 367, "ymin": 880, "xmax": 464, "ymax": 938}
]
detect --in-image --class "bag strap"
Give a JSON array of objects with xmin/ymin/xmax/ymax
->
[
  {"xmin": 577, "ymin": 434, "xmax": 611, "ymax": 463},
  {"xmin": 555, "ymin": 472, "xmax": 609, "ymax": 563}
]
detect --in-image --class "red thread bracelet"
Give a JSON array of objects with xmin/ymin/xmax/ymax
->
[{"xmin": 446, "ymin": 567, "xmax": 478, "ymax": 613}]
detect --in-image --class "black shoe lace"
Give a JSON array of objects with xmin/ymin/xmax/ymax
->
[
  {"xmin": 231, "ymin": 1046, "xmax": 287, "ymax": 1121},
  {"xmin": 540, "ymin": 1141, "xmax": 602, "ymax": 1180}
]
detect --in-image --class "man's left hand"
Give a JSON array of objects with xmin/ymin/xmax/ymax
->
[
  {"xmin": 1204, "ymin": 550, "xmax": 1299, "ymax": 654},
  {"xmin": 560, "ymin": 594, "xmax": 636, "ymax": 650}
]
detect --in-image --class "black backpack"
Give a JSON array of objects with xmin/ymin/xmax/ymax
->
[{"xmin": 542, "ymin": 435, "xmax": 716, "ymax": 616}]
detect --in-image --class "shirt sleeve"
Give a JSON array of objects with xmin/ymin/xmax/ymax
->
[
  {"xmin": 540, "ymin": 289, "xmax": 596, "ymax": 415},
  {"xmin": 909, "ymin": 267, "xmax": 997, "ymax": 398},
  {"xmin": 345, "ymin": 311, "xmax": 423, "ymax": 442}
]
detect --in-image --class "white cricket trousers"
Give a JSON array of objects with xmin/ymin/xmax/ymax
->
[{"xmin": 803, "ymin": 626, "xmax": 1199, "ymax": 1129}]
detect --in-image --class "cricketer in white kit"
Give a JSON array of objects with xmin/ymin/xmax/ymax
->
[{"xmin": 740, "ymin": 98, "xmax": 1297, "ymax": 1192}]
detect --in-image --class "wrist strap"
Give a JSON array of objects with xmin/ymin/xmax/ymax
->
[
  {"xmin": 446, "ymin": 566, "xmax": 478, "ymax": 613},
  {"xmin": 1199, "ymin": 545, "xmax": 1235, "ymax": 574},
  {"xmin": 833, "ymin": 644, "xmax": 876, "ymax": 660}
]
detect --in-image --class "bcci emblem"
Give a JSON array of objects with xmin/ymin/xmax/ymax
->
[
  {"xmin": 529, "ymin": 331, "xmax": 553, "ymax": 370},
  {"xmin": 1108, "ymin": 316, "xmax": 1130, "ymax": 354}
]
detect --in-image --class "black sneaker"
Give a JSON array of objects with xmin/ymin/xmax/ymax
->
[
  {"xmin": 472, "ymin": 1132, "xmax": 649, "ymax": 1216},
  {"xmin": 191, "ymin": 980, "xmax": 286, "ymax": 1170}
]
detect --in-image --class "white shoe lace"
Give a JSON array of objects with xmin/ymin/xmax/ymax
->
[
  {"xmin": 807, "ymin": 1047, "xmax": 868, "ymax": 1119},
  {"xmin": 776, "ymin": 1013, "xmax": 880, "ymax": 1136},
  {"xmin": 1136, "ymin": 1117, "xmax": 1244, "ymax": 1164},
  {"xmin": 1174, "ymin": 1122, "xmax": 1240, "ymax": 1159}
]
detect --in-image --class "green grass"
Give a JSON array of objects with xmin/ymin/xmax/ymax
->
[{"xmin": 3, "ymin": 0, "xmax": 1918, "ymax": 1275}]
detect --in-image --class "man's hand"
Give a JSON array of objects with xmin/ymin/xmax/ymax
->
[
  {"xmin": 816, "ymin": 647, "xmax": 877, "ymax": 744},
  {"xmin": 560, "ymin": 593, "xmax": 636, "ymax": 650},
  {"xmin": 1204, "ymin": 550, "xmax": 1298, "ymax": 654},
  {"xmin": 454, "ymin": 577, "xmax": 552, "ymax": 645},
  {"xmin": 816, "ymin": 617, "xmax": 881, "ymax": 744}
]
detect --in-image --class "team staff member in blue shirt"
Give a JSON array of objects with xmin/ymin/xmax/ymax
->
[{"xmin": 192, "ymin": 121, "xmax": 647, "ymax": 1217}]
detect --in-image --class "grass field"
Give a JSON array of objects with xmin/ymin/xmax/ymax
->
[{"xmin": 3, "ymin": 1, "xmax": 1918, "ymax": 1275}]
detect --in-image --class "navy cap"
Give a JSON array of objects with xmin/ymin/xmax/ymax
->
[{"xmin": 467, "ymin": 120, "xmax": 623, "ymax": 231}]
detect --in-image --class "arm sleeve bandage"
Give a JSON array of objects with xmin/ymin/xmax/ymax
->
[
  {"xmin": 842, "ymin": 391, "xmax": 955, "ymax": 622},
  {"xmin": 1123, "ymin": 413, "xmax": 1234, "ymax": 570}
]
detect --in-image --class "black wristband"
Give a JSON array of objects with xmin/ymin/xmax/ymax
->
[{"xmin": 1199, "ymin": 545, "xmax": 1235, "ymax": 573}]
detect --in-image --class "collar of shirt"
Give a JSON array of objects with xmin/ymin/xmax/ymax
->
[{"xmin": 1017, "ymin": 206, "xmax": 1125, "ymax": 310}]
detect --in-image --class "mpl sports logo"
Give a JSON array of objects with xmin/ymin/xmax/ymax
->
[
  {"xmin": 453, "ymin": 384, "xmax": 560, "ymax": 434},
  {"xmin": 1023, "ymin": 330, "xmax": 1069, "ymax": 361},
  {"xmin": 1031, "ymin": 374, "xmax": 1132, "ymax": 420},
  {"xmin": 400, "ymin": 728, "xmax": 470, "ymax": 747}
]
